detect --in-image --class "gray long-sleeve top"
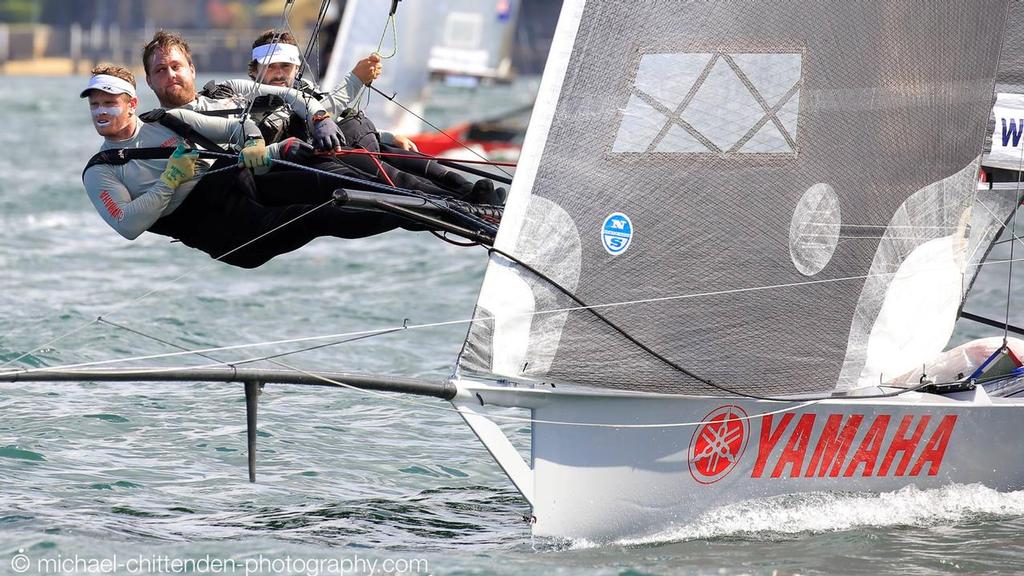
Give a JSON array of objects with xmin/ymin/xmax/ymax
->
[
  {"xmin": 181, "ymin": 78, "xmax": 330, "ymax": 124},
  {"xmin": 81, "ymin": 109, "xmax": 279, "ymax": 240}
]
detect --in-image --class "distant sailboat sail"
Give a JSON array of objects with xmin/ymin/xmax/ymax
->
[
  {"xmin": 459, "ymin": 0, "xmax": 1009, "ymax": 397},
  {"xmin": 323, "ymin": 0, "xmax": 527, "ymax": 133},
  {"xmin": 963, "ymin": 0, "xmax": 1024, "ymax": 328},
  {"xmin": 427, "ymin": 0, "xmax": 519, "ymax": 81},
  {"xmin": 322, "ymin": 0, "xmax": 434, "ymax": 133}
]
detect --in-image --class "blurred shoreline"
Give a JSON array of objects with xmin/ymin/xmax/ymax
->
[
  {"xmin": 2, "ymin": 56, "xmax": 119, "ymax": 75},
  {"xmin": 0, "ymin": 22, "xmax": 278, "ymax": 77}
]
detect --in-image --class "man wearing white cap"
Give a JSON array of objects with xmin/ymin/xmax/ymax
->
[
  {"xmin": 245, "ymin": 29, "xmax": 413, "ymax": 151},
  {"xmin": 80, "ymin": 64, "xmax": 413, "ymax": 269},
  {"xmin": 244, "ymin": 30, "xmax": 504, "ymax": 205}
]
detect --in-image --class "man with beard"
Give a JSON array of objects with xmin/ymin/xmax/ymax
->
[
  {"xmin": 81, "ymin": 65, "xmax": 423, "ymax": 269},
  {"xmin": 141, "ymin": 30, "xmax": 343, "ymax": 153},
  {"xmin": 142, "ymin": 29, "xmax": 346, "ymax": 151},
  {"xmin": 142, "ymin": 30, "xmax": 500, "ymax": 204}
]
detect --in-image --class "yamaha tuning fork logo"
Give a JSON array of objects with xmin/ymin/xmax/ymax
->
[
  {"xmin": 601, "ymin": 212, "xmax": 633, "ymax": 255},
  {"xmin": 689, "ymin": 405, "xmax": 749, "ymax": 484}
]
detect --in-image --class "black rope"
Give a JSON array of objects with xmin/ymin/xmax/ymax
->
[
  {"xmin": 960, "ymin": 310, "xmax": 1024, "ymax": 337},
  {"xmin": 299, "ymin": 0, "xmax": 332, "ymax": 83}
]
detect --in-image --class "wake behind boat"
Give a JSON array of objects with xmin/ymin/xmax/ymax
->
[{"xmin": 5, "ymin": 0, "xmax": 1024, "ymax": 544}]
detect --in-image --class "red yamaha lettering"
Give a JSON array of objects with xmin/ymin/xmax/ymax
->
[
  {"xmin": 748, "ymin": 412, "xmax": 957, "ymax": 480},
  {"xmin": 99, "ymin": 190, "xmax": 124, "ymax": 221},
  {"xmin": 806, "ymin": 414, "xmax": 862, "ymax": 477},
  {"xmin": 909, "ymin": 415, "xmax": 957, "ymax": 476},
  {"xmin": 877, "ymin": 415, "xmax": 930, "ymax": 476},
  {"xmin": 771, "ymin": 413, "xmax": 815, "ymax": 478},
  {"xmin": 844, "ymin": 415, "xmax": 889, "ymax": 477},
  {"xmin": 751, "ymin": 413, "xmax": 792, "ymax": 478}
]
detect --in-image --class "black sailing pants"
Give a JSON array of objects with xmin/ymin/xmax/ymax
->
[{"xmin": 148, "ymin": 161, "xmax": 408, "ymax": 269}]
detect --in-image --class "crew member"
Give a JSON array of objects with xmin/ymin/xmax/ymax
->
[
  {"xmin": 246, "ymin": 30, "xmax": 505, "ymax": 205},
  {"xmin": 81, "ymin": 65, "xmax": 420, "ymax": 269}
]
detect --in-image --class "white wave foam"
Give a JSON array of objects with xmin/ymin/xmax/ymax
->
[
  {"xmin": 610, "ymin": 484, "xmax": 1024, "ymax": 546},
  {"xmin": 4, "ymin": 211, "xmax": 94, "ymax": 231}
]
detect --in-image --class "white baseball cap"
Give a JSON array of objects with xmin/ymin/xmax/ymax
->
[
  {"xmin": 252, "ymin": 42, "xmax": 302, "ymax": 66},
  {"xmin": 80, "ymin": 74, "xmax": 137, "ymax": 99}
]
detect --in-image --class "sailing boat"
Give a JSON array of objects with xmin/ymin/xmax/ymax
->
[
  {"xmin": 425, "ymin": 0, "xmax": 518, "ymax": 84},
  {"xmin": 446, "ymin": 0, "xmax": 1024, "ymax": 539},
  {"xmin": 5, "ymin": 0, "xmax": 1024, "ymax": 543}
]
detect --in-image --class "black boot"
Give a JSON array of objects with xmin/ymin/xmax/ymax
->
[{"xmin": 470, "ymin": 178, "xmax": 505, "ymax": 205}]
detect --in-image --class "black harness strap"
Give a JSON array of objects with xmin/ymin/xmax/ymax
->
[
  {"xmin": 82, "ymin": 147, "xmax": 228, "ymax": 175},
  {"xmin": 138, "ymin": 109, "xmax": 229, "ymax": 153},
  {"xmin": 83, "ymin": 109, "xmax": 233, "ymax": 177}
]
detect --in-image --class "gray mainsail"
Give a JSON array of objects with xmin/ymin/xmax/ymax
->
[{"xmin": 459, "ymin": 0, "xmax": 1009, "ymax": 397}]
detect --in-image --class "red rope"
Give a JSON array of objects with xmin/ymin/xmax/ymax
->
[
  {"xmin": 366, "ymin": 151, "xmax": 396, "ymax": 188},
  {"xmin": 316, "ymin": 148, "xmax": 518, "ymax": 168}
]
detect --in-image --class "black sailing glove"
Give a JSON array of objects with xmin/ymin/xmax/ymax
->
[{"xmin": 310, "ymin": 112, "xmax": 346, "ymax": 152}]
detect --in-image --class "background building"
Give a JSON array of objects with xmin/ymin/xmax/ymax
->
[{"xmin": 0, "ymin": 0, "xmax": 332, "ymax": 73}]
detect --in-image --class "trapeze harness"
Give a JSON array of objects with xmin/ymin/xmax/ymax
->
[
  {"xmin": 198, "ymin": 80, "xmax": 380, "ymax": 151},
  {"xmin": 82, "ymin": 110, "xmax": 407, "ymax": 268}
]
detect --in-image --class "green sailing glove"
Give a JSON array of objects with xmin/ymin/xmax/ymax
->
[
  {"xmin": 159, "ymin": 142, "xmax": 200, "ymax": 189},
  {"xmin": 239, "ymin": 137, "xmax": 271, "ymax": 173}
]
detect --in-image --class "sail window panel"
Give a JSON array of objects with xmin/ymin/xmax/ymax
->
[
  {"xmin": 729, "ymin": 53, "xmax": 802, "ymax": 109},
  {"xmin": 655, "ymin": 124, "xmax": 708, "ymax": 153},
  {"xmin": 775, "ymin": 95, "xmax": 801, "ymax": 148},
  {"xmin": 680, "ymin": 58, "xmax": 768, "ymax": 152},
  {"xmin": 611, "ymin": 95, "xmax": 667, "ymax": 153},
  {"xmin": 615, "ymin": 51, "xmax": 803, "ymax": 155},
  {"xmin": 736, "ymin": 121, "xmax": 791, "ymax": 154},
  {"xmin": 633, "ymin": 52, "xmax": 714, "ymax": 110}
]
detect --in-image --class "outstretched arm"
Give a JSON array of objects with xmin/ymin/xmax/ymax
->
[
  {"xmin": 164, "ymin": 108, "xmax": 261, "ymax": 149},
  {"xmin": 318, "ymin": 53, "xmax": 379, "ymax": 116},
  {"xmin": 219, "ymin": 78, "xmax": 329, "ymax": 124},
  {"xmin": 82, "ymin": 165, "xmax": 176, "ymax": 240}
]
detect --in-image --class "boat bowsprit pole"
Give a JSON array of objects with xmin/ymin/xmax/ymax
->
[{"xmin": 0, "ymin": 367, "xmax": 454, "ymax": 482}]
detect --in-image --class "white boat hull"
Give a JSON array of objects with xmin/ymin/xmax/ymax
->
[{"xmin": 453, "ymin": 379, "xmax": 1024, "ymax": 541}]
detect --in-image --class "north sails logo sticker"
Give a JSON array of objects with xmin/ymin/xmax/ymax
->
[
  {"xmin": 689, "ymin": 405, "xmax": 749, "ymax": 484},
  {"xmin": 602, "ymin": 213, "xmax": 633, "ymax": 255}
]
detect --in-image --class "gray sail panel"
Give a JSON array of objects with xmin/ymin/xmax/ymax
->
[
  {"xmin": 460, "ymin": 0, "xmax": 1007, "ymax": 396},
  {"xmin": 997, "ymin": 0, "xmax": 1024, "ymax": 92}
]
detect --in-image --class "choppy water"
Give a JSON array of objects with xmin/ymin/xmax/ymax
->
[{"xmin": 2, "ymin": 76, "xmax": 1024, "ymax": 576}]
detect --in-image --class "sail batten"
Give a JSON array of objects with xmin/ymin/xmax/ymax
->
[{"xmin": 460, "ymin": 0, "xmax": 1009, "ymax": 397}]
